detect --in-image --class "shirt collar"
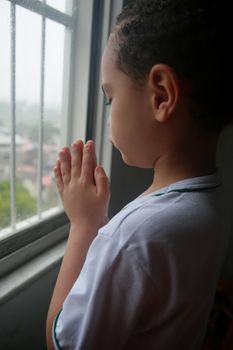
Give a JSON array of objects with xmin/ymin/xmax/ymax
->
[{"xmin": 151, "ymin": 172, "xmax": 222, "ymax": 197}]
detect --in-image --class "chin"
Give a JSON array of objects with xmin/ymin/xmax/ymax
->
[
  {"xmin": 121, "ymin": 153, "xmax": 153, "ymax": 169},
  {"xmin": 112, "ymin": 142, "xmax": 154, "ymax": 168}
]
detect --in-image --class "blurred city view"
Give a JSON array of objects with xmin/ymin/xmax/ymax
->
[
  {"xmin": 0, "ymin": 99, "xmax": 61, "ymax": 230},
  {"xmin": 0, "ymin": 1, "xmax": 66, "ymax": 231}
]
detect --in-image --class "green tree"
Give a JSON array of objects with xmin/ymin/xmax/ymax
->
[{"xmin": 0, "ymin": 180, "xmax": 37, "ymax": 229}]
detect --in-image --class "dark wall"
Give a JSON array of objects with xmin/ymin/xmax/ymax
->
[
  {"xmin": 0, "ymin": 266, "xmax": 60, "ymax": 350},
  {"xmin": 109, "ymin": 147, "xmax": 153, "ymax": 217}
]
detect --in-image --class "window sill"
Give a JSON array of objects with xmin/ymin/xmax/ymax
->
[{"xmin": 0, "ymin": 239, "xmax": 66, "ymax": 305}]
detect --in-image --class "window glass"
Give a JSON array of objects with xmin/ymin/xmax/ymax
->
[
  {"xmin": 0, "ymin": 1, "xmax": 11, "ymax": 231},
  {"xmin": 0, "ymin": 1, "xmax": 68, "ymax": 233},
  {"xmin": 43, "ymin": 19, "xmax": 65, "ymax": 211},
  {"xmin": 15, "ymin": 5, "xmax": 41, "ymax": 223}
]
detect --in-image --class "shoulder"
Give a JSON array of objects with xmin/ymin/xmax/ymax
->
[
  {"xmin": 115, "ymin": 190, "xmax": 218, "ymax": 245},
  {"xmin": 99, "ymin": 189, "xmax": 220, "ymax": 245},
  {"xmin": 95, "ymin": 193, "xmax": 188, "ymax": 277},
  {"xmin": 96, "ymin": 188, "xmax": 225, "ymax": 274}
]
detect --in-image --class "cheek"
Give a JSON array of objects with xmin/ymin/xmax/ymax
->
[
  {"xmin": 108, "ymin": 111, "xmax": 127, "ymax": 150},
  {"xmin": 108, "ymin": 105, "xmax": 118, "ymax": 132},
  {"xmin": 107, "ymin": 112, "xmax": 116, "ymax": 141}
]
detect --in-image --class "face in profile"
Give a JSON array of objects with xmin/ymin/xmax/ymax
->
[{"xmin": 101, "ymin": 34, "xmax": 161, "ymax": 168}]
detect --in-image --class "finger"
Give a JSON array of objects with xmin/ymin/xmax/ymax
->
[
  {"xmin": 86, "ymin": 140, "xmax": 97, "ymax": 184},
  {"xmin": 71, "ymin": 140, "xmax": 83, "ymax": 178},
  {"xmin": 94, "ymin": 166, "xmax": 110, "ymax": 199},
  {"xmin": 59, "ymin": 147, "xmax": 71, "ymax": 185},
  {"xmin": 88, "ymin": 140, "xmax": 97, "ymax": 169},
  {"xmin": 80, "ymin": 142, "xmax": 94, "ymax": 183},
  {"xmin": 54, "ymin": 160, "xmax": 64, "ymax": 193}
]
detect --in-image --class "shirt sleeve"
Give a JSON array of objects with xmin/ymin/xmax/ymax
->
[
  {"xmin": 53, "ymin": 229, "xmax": 157, "ymax": 350},
  {"xmin": 52, "ymin": 310, "xmax": 63, "ymax": 350}
]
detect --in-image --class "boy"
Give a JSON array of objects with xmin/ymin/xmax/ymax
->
[{"xmin": 46, "ymin": 0, "xmax": 232, "ymax": 349}]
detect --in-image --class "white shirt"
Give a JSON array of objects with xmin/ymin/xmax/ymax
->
[{"xmin": 53, "ymin": 174, "xmax": 230, "ymax": 350}]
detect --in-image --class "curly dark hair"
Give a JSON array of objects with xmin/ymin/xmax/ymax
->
[{"xmin": 113, "ymin": 0, "xmax": 233, "ymax": 130}]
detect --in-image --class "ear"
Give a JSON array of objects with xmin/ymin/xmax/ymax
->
[{"xmin": 148, "ymin": 64, "xmax": 180, "ymax": 123}]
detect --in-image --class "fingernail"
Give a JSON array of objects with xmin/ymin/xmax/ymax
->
[
  {"xmin": 59, "ymin": 151, "xmax": 65, "ymax": 159},
  {"xmin": 96, "ymin": 166, "xmax": 103, "ymax": 174},
  {"xmin": 71, "ymin": 143, "xmax": 78, "ymax": 152}
]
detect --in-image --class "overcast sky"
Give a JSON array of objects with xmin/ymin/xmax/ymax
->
[{"xmin": 0, "ymin": 0, "xmax": 68, "ymax": 108}]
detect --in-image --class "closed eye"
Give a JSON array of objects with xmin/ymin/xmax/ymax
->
[{"xmin": 102, "ymin": 86, "xmax": 112, "ymax": 106}]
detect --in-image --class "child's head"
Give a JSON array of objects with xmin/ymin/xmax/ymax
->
[
  {"xmin": 102, "ymin": 0, "xmax": 232, "ymax": 168},
  {"xmin": 113, "ymin": 0, "xmax": 232, "ymax": 131}
]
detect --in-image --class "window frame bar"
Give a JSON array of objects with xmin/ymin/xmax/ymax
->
[
  {"xmin": 85, "ymin": 0, "xmax": 105, "ymax": 142},
  {"xmin": 6, "ymin": 0, "xmax": 75, "ymax": 28},
  {"xmin": 38, "ymin": 9, "xmax": 46, "ymax": 218},
  {"xmin": 92, "ymin": 0, "xmax": 123, "ymax": 176},
  {"xmin": 10, "ymin": 2, "xmax": 16, "ymax": 231}
]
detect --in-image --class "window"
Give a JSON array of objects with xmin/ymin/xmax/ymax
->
[
  {"xmin": 0, "ymin": 0, "xmax": 77, "ymax": 276},
  {"xmin": 0, "ymin": 0, "xmax": 123, "ymax": 278}
]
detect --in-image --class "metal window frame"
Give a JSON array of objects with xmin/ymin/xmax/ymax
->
[
  {"xmin": 10, "ymin": 3, "xmax": 17, "ymax": 230},
  {"xmin": 6, "ymin": 0, "xmax": 75, "ymax": 28},
  {"xmin": 0, "ymin": 0, "xmax": 123, "ymax": 278},
  {"xmin": 91, "ymin": 0, "xmax": 123, "ymax": 175}
]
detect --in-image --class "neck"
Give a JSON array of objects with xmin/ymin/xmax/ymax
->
[{"xmin": 144, "ymin": 131, "xmax": 219, "ymax": 195}]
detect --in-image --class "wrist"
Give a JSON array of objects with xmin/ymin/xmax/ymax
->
[{"xmin": 69, "ymin": 223, "xmax": 98, "ymax": 241}]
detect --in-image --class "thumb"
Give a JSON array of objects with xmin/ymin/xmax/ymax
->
[{"xmin": 95, "ymin": 166, "xmax": 110, "ymax": 198}]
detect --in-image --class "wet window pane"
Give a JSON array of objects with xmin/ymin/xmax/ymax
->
[
  {"xmin": 0, "ymin": 1, "xmax": 68, "ymax": 232},
  {"xmin": 43, "ymin": 19, "xmax": 65, "ymax": 211},
  {"xmin": 0, "ymin": 1, "xmax": 11, "ymax": 230},
  {"xmin": 15, "ymin": 5, "xmax": 41, "ymax": 223}
]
